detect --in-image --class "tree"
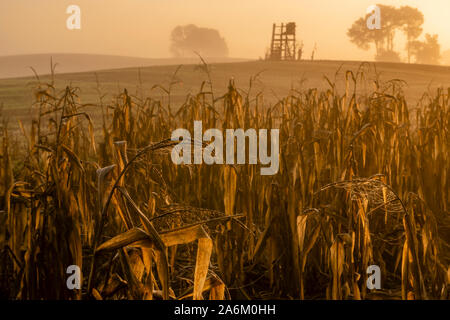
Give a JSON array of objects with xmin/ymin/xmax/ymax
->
[
  {"xmin": 398, "ymin": 6, "xmax": 424, "ymax": 63},
  {"xmin": 379, "ymin": 5, "xmax": 403, "ymax": 54},
  {"xmin": 348, "ymin": 17, "xmax": 378, "ymax": 51},
  {"xmin": 410, "ymin": 34, "xmax": 441, "ymax": 65},
  {"xmin": 375, "ymin": 49, "xmax": 401, "ymax": 63},
  {"xmin": 348, "ymin": 5, "xmax": 400, "ymax": 62},
  {"xmin": 441, "ymin": 50, "xmax": 450, "ymax": 66},
  {"xmin": 347, "ymin": 15, "xmax": 385, "ymax": 54},
  {"xmin": 347, "ymin": 5, "xmax": 424, "ymax": 63},
  {"xmin": 170, "ymin": 24, "xmax": 229, "ymax": 58}
]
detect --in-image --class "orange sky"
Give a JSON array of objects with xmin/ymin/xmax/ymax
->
[{"xmin": 0, "ymin": 0, "xmax": 449, "ymax": 61}]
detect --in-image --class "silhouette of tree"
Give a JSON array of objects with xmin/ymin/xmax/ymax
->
[
  {"xmin": 347, "ymin": 16, "xmax": 384, "ymax": 52},
  {"xmin": 348, "ymin": 5, "xmax": 397, "ymax": 60},
  {"xmin": 347, "ymin": 5, "xmax": 424, "ymax": 63},
  {"xmin": 441, "ymin": 50, "xmax": 450, "ymax": 66},
  {"xmin": 375, "ymin": 49, "xmax": 401, "ymax": 63},
  {"xmin": 170, "ymin": 24, "xmax": 229, "ymax": 58},
  {"xmin": 410, "ymin": 34, "xmax": 441, "ymax": 65},
  {"xmin": 380, "ymin": 5, "xmax": 403, "ymax": 54},
  {"xmin": 398, "ymin": 6, "xmax": 424, "ymax": 63}
]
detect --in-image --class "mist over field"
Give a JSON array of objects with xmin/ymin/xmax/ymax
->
[{"xmin": 1, "ymin": 0, "xmax": 450, "ymax": 62}]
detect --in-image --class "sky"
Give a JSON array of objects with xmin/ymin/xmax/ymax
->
[{"xmin": 0, "ymin": 0, "xmax": 449, "ymax": 61}]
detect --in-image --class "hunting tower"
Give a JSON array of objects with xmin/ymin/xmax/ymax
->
[{"xmin": 267, "ymin": 22, "xmax": 297, "ymax": 61}]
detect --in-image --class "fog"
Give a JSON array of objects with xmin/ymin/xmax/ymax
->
[{"xmin": 0, "ymin": 0, "xmax": 449, "ymax": 61}]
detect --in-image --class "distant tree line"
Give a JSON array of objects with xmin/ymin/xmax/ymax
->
[
  {"xmin": 170, "ymin": 24, "xmax": 229, "ymax": 58},
  {"xmin": 348, "ymin": 5, "xmax": 441, "ymax": 65}
]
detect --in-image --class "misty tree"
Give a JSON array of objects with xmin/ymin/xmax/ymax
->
[
  {"xmin": 347, "ymin": 5, "xmax": 424, "ymax": 63},
  {"xmin": 410, "ymin": 34, "xmax": 441, "ymax": 65},
  {"xmin": 398, "ymin": 6, "xmax": 424, "ymax": 63},
  {"xmin": 170, "ymin": 24, "xmax": 229, "ymax": 58}
]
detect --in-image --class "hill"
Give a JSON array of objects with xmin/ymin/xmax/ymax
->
[
  {"xmin": 0, "ymin": 53, "xmax": 248, "ymax": 79},
  {"xmin": 1, "ymin": 59, "xmax": 450, "ymax": 129}
]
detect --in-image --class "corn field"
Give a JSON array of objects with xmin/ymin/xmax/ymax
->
[{"xmin": 0, "ymin": 65, "xmax": 449, "ymax": 300}]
